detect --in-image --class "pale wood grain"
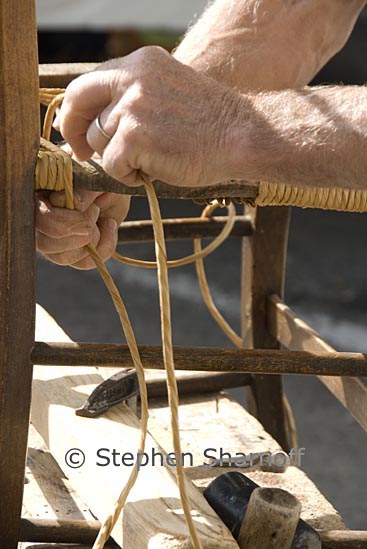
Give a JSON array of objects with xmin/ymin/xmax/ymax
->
[
  {"xmin": 32, "ymin": 305, "xmax": 237, "ymax": 548},
  {"xmin": 268, "ymin": 295, "xmax": 367, "ymax": 431},
  {"xmin": 0, "ymin": 3, "xmax": 39, "ymax": 546}
]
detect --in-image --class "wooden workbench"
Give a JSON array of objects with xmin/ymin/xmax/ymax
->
[{"xmin": 20, "ymin": 306, "xmax": 346, "ymax": 548}]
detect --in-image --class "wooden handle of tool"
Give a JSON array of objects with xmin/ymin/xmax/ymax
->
[{"xmin": 238, "ymin": 487, "xmax": 301, "ymax": 549}]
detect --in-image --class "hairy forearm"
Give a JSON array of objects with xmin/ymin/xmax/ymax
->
[
  {"xmin": 174, "ymin": 0, "xmax": 365, "ymax": 91},
  {"xmin": 228, "ymin": 85, "xmax": 367, "ymax": 189}
]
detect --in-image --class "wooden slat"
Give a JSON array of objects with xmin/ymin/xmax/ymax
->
[
  {"xmin": 39, "ymin": 62, "xmax": 99, "ymax": 88},
  {"xmin": 118, "ymin": 215, "xmax": 253, "ymax": 242},
  {"xmin": 31, "ymin": 341, "xmax": 367, "ymax": 377},
  {"xmin": 20, "ymin": 424, "xmax": 111, "ymax": 548},
  {"xmin": 22, "ymin": 424, "xmax": 95, "ymax": 522},
  {"xmin": 0, "ymin": 3, "xmax": 39, "ymax": 547},
  {"xmin": 241, "ymin": 206, "xmax": 291, "ymax": 451},
  {"xmin": 267, "ymin": 295, "xmax": 367, "ymax": 431},
  {"xmin": 31, "ymin": 305, "xmax": 238, "ymax": 548}
]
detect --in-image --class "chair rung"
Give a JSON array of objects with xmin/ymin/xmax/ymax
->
[
  {"xmin": 118, "ymin": 215, "xmax": 253, "ymax": 243},
  {"xmin": 19, "ymin": 517, "xmax": 117, "ymax": 546},
  {"xmin": 31, "ymin": 342, "xmax": 367, "ymax": 377},
  {"xmin": 20, "ymin": 517, "xmax": 367, "ymax": 548},
  {"xmin": 147, "ymin": 372, "xmax": 252, "ymax": 398}
]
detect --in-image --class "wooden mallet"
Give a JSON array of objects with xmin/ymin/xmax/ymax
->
[{"xmin": 204, "ymin": 472, "xmax": 321, "ymax": 548}]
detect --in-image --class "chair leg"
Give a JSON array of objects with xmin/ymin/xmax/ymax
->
[
  {"xmin": 241, "ymin": 205, "xmax": 294, "ymax": 451},
  {"xmin": 0, "ymin": 3, "xmax": 39, "ymax": 547}
]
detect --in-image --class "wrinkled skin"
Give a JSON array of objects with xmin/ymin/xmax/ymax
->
[{"xmin": 59, "ymin": 46, "xmax": 240, "ymax": 188}]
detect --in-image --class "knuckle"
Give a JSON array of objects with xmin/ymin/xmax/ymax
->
[
  {"xmin": 100, "ymin": 240, "xmax": 116, "ymax": 261},
  {"xmin": 123, "ymin": 124, "xmax": 140, "ymax": 148},
  {"xmin": 102, "ymin": 150, "xmax": 122, "ymax": 180},
  {"xmin": 139, "ymin": 45, "xmax": 167, "ymax": 62},
  {"xmin": 65, "ymin": 76, "xmax": 81, "ymax": 96},
  {"xmin": 123, "ymin": 82, "xmax": 145, "ymax": 110},
  {"xmin": 65, "ymin": 72, "xmax": 93, "ymax": 101}
]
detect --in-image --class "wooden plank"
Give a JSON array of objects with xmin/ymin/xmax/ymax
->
[
  {"xmin": 0, "ymin": 2, "xmax": 39, "ymax": 547},
  {"xmin": 31, "ymin": 305, "xmax": 345, "ymax": 543},
  {"xmin": 148, "ymin": 394, "xmax": 283, "ymax": 474},
  {"xmin": 31, "ymin": 305, "xmax": 238, "ymax": 548},
  {"xmin": 20, "ymin": 424, "xmax": 98, "ymax": 549},
  {"xmin": 241, "ymin": 206, "xmax": 291, "ymax": 451},
  {"xmin": 118, "ymin": 215, "xmax": 253, "ymax": 243},
  {"xmin": 267, "ymin": 295, "xmax": 367, "ymax": 431},
  {"xmin": 22, "ymin": 424, "xmax": 94, "ymax": 523},
  {"xmin": 147, "ymin": 397, "xmax": 345, "ymax": 531},
  {"xmin": 20, "ymin": 425, "xmax": 117, "ymax": 548},
  {"xmin": 39, "ymin": 62, "xmax": 99, "ymax": 88},
  {"xmin": 32, "ymin": 341, "xmax": 367, "ymax": 377}
]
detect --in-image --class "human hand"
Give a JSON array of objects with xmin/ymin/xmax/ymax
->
[
  {"xmin": 57, "ymin": 46, "xmax": 244, "ymax": 188},
  {"xmin": 36, "ymin": 189, "xmax": 130, "ymax": 269}
]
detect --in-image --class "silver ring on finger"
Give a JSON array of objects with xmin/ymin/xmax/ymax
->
[{"xmin": 95, "ymin": 114, "xmax": 112, "ymax": 142}]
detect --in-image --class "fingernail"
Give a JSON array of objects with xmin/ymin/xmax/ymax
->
[
  {"xmin": 69, "ymin": 225, "xmax": 90, "ymax": 236},
  {"xmin": 73, "ymin": 229, "xmax": 90, "ymax": 236}
]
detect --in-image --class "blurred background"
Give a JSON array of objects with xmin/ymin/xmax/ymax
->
[{"xmin": 36, "ymin": 1, "xmax": 366, "ymax": 530}]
